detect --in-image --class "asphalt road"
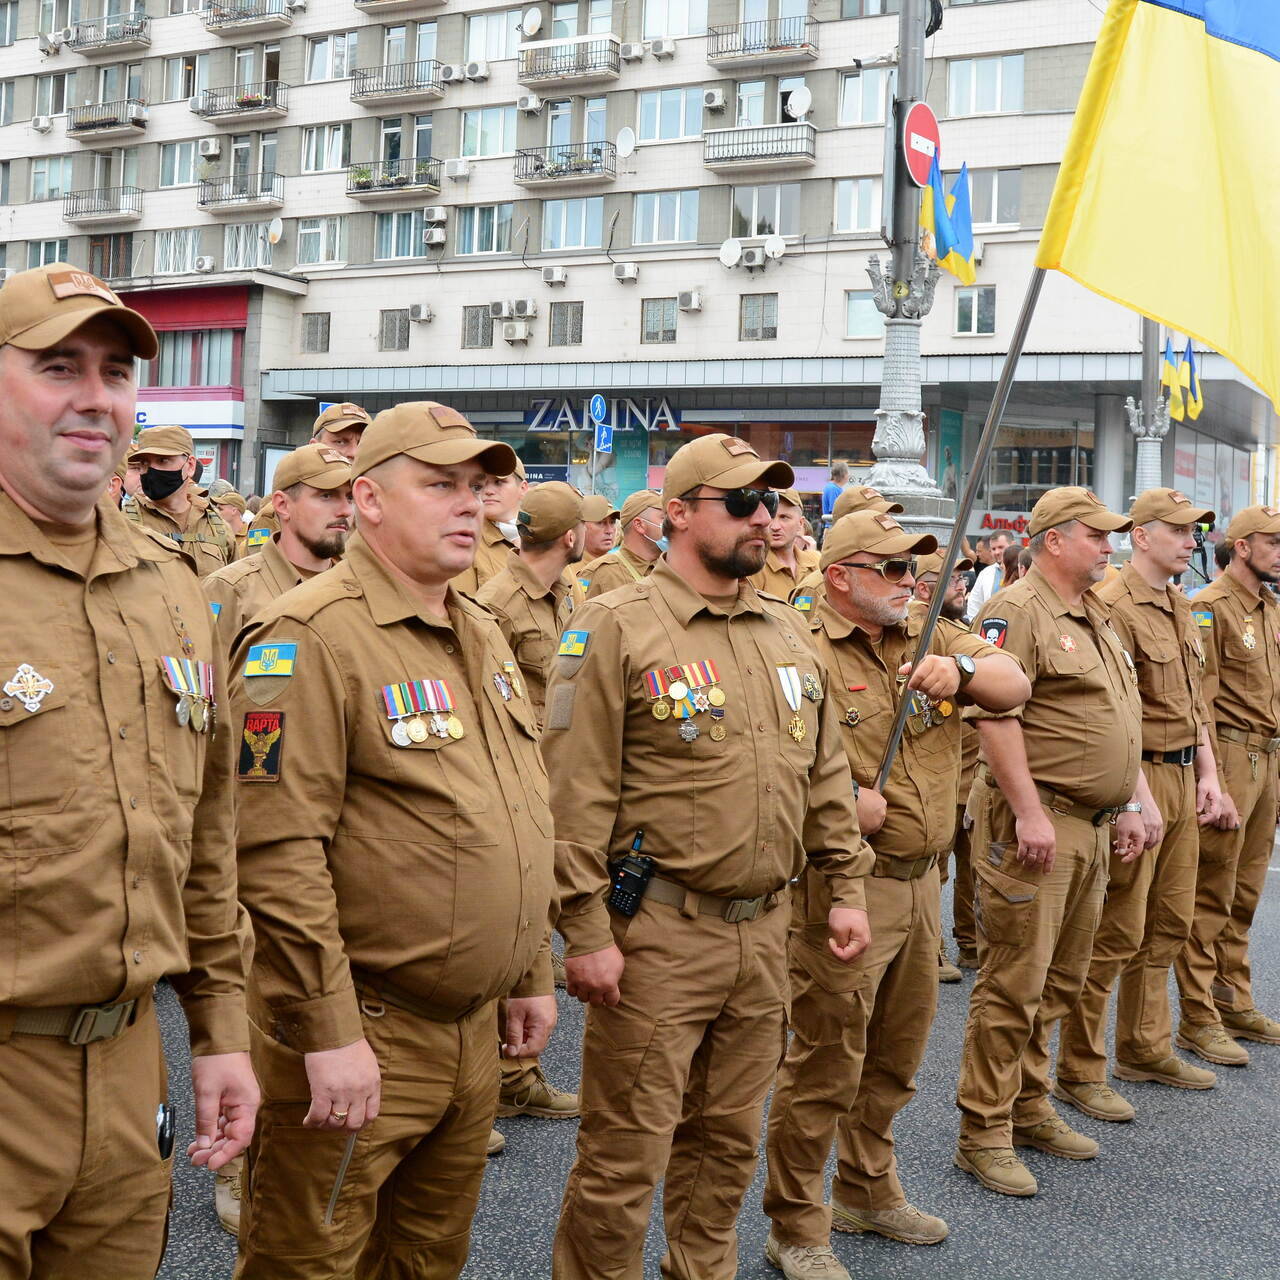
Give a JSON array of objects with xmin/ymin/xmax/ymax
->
[{"xmin": 158, "ymin": 847, "xmax": 1280, "ymax": 1280}]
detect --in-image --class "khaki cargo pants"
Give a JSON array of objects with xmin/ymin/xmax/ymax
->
[{"xmin": 941, "ymin": 801, "xmax": 977, "ymax": 952}]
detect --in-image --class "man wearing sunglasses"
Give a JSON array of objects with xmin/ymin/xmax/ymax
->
[
  {"xmin": 542, "ymin": 433, "xmax": 872, "ymax": 1280},
  {"xmin": 749, "ymin": 487, "xmax": 820, "ymax": 600},
  {"xmin": 580, "ymin": 489, "xmax": 664, "ymax": 599},
  {"xmin": 791, "ymin": 487, "xmax": 903, "ymax": 613},
  {"xmin": 961, "ymin": 487, "xmax": 1154, "ymax": 1197},
  {"xmin": 764, "ymin": 515, "xmax": 1028, "ymax": 1272}
]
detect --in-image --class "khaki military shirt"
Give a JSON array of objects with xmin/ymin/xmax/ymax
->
[
  {"xmin": 475, "ymin": 555, "xmax": 574, "ymax": 727},
  {"xmin": 450, "ymin": 520, "xmax": 516, "ymax": 598},
  {"xmin": 969, "ymin": 564, "xmax": 1142, "ymax": 809},
  {"xmin": 232, "ymin": 530, "xmax": 248, "ymax": 561},
  {"xmin": 123, "ymin": 491, "xmax": 233, "ymax": 578},
  {"xmin": 789, "ymin": 567, "xmax": 824, "ymax": 615},
  {"xmin": 203, "ymin": 535, "xmax": 315, "ymax": 654},
  {"xmin": 0, "ymin": 493, "xmax": 246, "ymax": 1054},
  {"xmin": 748, "ymin": 546, "xmax": 820, "ymax": 601},
  {"xmin": 1095, "ymin": 561, "xmax": 1209, "ymax": 754},
  {"xmin": 542, "ymin": 558, "xmax": 871, "ymax": 957},
  {"xmin": 229, "ymin": 533, "xmax": 556, "ymax": 1053},
  {"xmin": 1195, "ymin": 571, "xmax": 1280, "ymax": 744},
  {"xmin": 583, "ymin": 545, "xmax": 655, "ymax": 599}
]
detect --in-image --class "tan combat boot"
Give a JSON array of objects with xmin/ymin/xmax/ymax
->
[
  {"xmin": 953, "ymin": 1147, "xmax": 1038, "ymax": 1196},
  {"xmin": 1220, "ymin": 1007, "xmax": 1280, "ymax": 1044},
  {"xmin": 1012, "ymin": 1113, "xmax": 1099, "ymax": 1160},
  {"xmin": 831, "ymin": 1200, "xmax": 948, "ymax": 1245},
  {"xmin": 487, "ymin": 1128, "xmax": 506, "ymax": 1156},
  {"xmin": 938, "ymin": 942, "xmax": 962, "ymax": 984},
  {"xmin": 1114, "ymin": 1053, "xmax": 1217, "ymax": 1089},
  {"xmin": 214, "ymin": 1154, "xmax": 243, "ymax": 1236},
  {"xmin": 764, "ymin": 1235, "xmax": 851, "ymax": 1278},
  {"xmin": 956, "ymin": 946, "xmax": 980, "ymax": 970},
  {"xmin": 1176, "ymin": 1022, "xmax": 1250, "ymax": 1066},
  {"xmin": 496, "ymin": 1065, "xmax": 580, "ymax": 1118},
  {"xmin": 1052, "ymin": 1079, "xmax": 1136, "ymax": 1122}
]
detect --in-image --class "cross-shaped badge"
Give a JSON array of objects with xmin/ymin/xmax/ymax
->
[{"xmin": 3, "ymin": 664, "xmax": 55, "ymax": 713}]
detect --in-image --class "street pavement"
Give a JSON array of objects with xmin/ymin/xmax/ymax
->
[{"xmin": 159, "ymin": 847, "xmax": 1280, "ymax": 1280}]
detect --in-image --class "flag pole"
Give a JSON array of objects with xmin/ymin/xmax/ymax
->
[{"xmin": 874, "ymin": 265, "xmax": 1048, "ymax": 791}]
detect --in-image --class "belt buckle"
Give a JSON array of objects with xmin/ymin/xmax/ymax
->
[
  {"xmin": 723, "ymin": 896, "xmax": 762, "ymax": 924},
  {"xmin": 69, "ymin": 1000, "xmax": 134, "ymax": 1046}
]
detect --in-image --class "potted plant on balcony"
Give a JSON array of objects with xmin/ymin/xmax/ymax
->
[
  {"xmin": 350, "ymin": 166, "xmax": 373, "ymax": 189},
  {"xmin": 237, "ymin": 90, "xmax": 265, "ymax": 109},
  {"xmin": 414, "ymin": 160, "xmax": 434, "ymax": 184},
  {"xmin": 376, "ymin": 169, "xmax": 399, "ymax": 188}
]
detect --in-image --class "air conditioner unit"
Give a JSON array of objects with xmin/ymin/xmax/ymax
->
[
  {"xmin": 58, "ymin": 26, "xmax": 75, "ymax": 43},
  {"xmin": 517, "ymin": 93, "xmax": 543, "ymax": 113},
  {"xmin": 188, "ymin": 94, "xmax": 204, "ymax": 112},
  {"xmin": 423, "ymin": 227, "xmax": 447, "ymax": 246},
  {"xmin": 740, "ymin": 246, "xmax": 766, "ymax": 269},
  {"xmin": 465, "ymin": 60, "xmax": 490, "ymax": 81},
  {"xmin": 32, "ymin": 115, "xmax": 52, "ymax": 133},
  {"xmin": 286, "ymin": 0, "xmax": 306, "ymax": 9},
  {"xmin": 37, "ymin": 31, "xmax": 63, "ymax": 53},
  {"xmin": 620, "ymin": 42, "xmax": 644, "ymax": 61},
  {"xmin": 489, "ymin": 300, "xmax": 513, "ymax": 319},
  {"xmin": 198, "ymin": 136, "xmax": 221, "ymax": 157},
  {"xmin": 126, "ymin": 102, "xmax": 147, "ymax": 124},
  {"xmin": 408, "ymin": 303, "xmax": 433, "ymax": 322},
  {"xmin": 613, "ymin": 261, "xmax": 639, "ymax": 283},
  {"xmin": 678, "ymin": 289, "xmax": 702, "ymax": 312},
  {"xmin": 502, "ymin": 319, "xmax": 530, "ymax": 343},
  {"xmin": 703, "ymin": 87, "xmax": 726, "ymax": 112},
  {"xmin": 650, "ymin": 37, "xmax": 676, "ymax": 58},
  {"xmin": 194, "ymin": 256, "xmax": 216, "ymax": 273},
  {"xmin": 423, "ymin": 205, "xmax": 448, "ymax": 223},
  {"xmin": 444, "ymin": 158, "xmax": 471, "ymax": 181},
  {"xmin": 512, "ymin": 297, "xmax": 538, "ymax": 318},
  {"xmin": 440, "ymin": 64, "xmax": 466, "ymax": 83},
  {"xmin": 542, "ymin": 265, "xmax": 568, "ymax": 286}
]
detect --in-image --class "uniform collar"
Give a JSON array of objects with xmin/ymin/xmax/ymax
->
[
  {"xmin": 507, "ymin": 552, "xmax": 558, "ymax": 602},
  {"xmin": 259, "ymin": 534, "xmax": 309, "ymax": 594},
  {"xmin": 815, "ymin": 595, "xmax": 910, "ymax": 645},
  {"xmin": 1222, "ymin": 569, "xmax": 1265, "ymax": 610},
  {"xmin": 1023, "ymin": 563, "xmax": 1100, "ymax": 622},
  {"xmin": 483, "ymin": 518, "xmax": 515, "ymax": 550},
  {"xmin": 0, "ymin": 488, "xmax": 161, "ymax": 576},
  {"xmin": 650, "ymin": 556, "xmax": 765, "ymax": 622},
  {"xmin": 617, "ymin": 543, "xmax": 653, "ymax": 572},
  {"xmin": 1119, "ymin": 560, "xmax": 1175, "ymax": 612},
  {"xmin": 133, "ymin": 488, "xmax": 210, "ymax": 521},
  {"xmin": 765, "ymin": 547, "xmax": 800, "ymax": 577},
  {"xmin": 345, "ymin": 532, "xmax": 483, "ymax": 632}
]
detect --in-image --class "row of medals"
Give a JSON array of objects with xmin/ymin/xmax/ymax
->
[
  {"xmin": 391, "ymin": 713, "xmax": 464, "ymax": 746},
  {"xmin": 175, "ymin": 691, "xmax": 213, "ymax": 733},
  {"xmin": 652, "ymin": 677, "xmax": 728, "ymax": 742}
]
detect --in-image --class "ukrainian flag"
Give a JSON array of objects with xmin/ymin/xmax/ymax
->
[
  {"xmin": 244, "ymin": 642, "xmax": 297, "ymax": 677},
  {"xmin": 1037, "ymin": 1, "xmax": 1280, "ymax": 410},
  {"xmin": 1162, "ymin": 337, "xmax": 1186, "ymax": 421},
  {"xmin": 1183, "ymin": 338, "xmax": 1204, "ymax": 420},
  {"xmin": 921, "ymin": 157, "xmax": 977, "ymax": 286}
]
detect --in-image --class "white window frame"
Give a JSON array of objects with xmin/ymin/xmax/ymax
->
[
  {"xmin": 379, "ymin": 308, "xmax": 411, "ymax": 351},
  {"xmin": 542, "ymin": 196, "xmax": 603, "ymax": 251},
  {"xmin": 642, "ymin": 0, "xmax": 706, "ymax": 39},
  {"xmin": 296, "ymin": 216, "xmax": 347, "ymax": 266},
  {"xmin": 731, "ymin": 183, "xmax": 800, "ymax": 239},
  {"xmin": 301, "ymin": 312, "xmax": 330, "ymax": 353},
  {"xmin": 0, "ymin": 1, "xmax": 17, "ymax": 47},
  {"xmin": 955, "ymin": 285, "xmax": 996, "ymax": 336},
  {"xmin": 164, "ymin": 53, "xmax": 208, "ymax": 102},
  {"xmin": 155, "ymin": 227, "xmax": 200, "ymax": 275},
  {"xmin": 739, "ymin": 292, "xmax": 778, "ymax": 341},
  {"xmin": 965, "ymin": 166, "xmax": 1021, "ymax": 227},
  {"xmin": 0, "ymin": 80, "xmax": 12, "ymax": 126},
  {"xmin": 35, "ymin": 72, "xmax": 69, "ymax": 116},
  {"xmin": 948, "ymin": 54, "xmax": 1024, "ymax": 117},
  {"xmin": 460, "ymin": 105, "xmax": 517, "ymax": 158},
  {"xmin": 833, "ymin": 177, "xmax": 881, "ymax": 234},
  {"xmin": 456, "ymin": 203, "xmax": 513, "ymax": 255},
  {"xmin": 462, "ymin": 304, "xmax": 494, "ymax": 348},
  {"xmin": 160, "ymin": 140, "xmax": 198, "ymax": 188},
  {"xmin": 224, "ymin": 221, "xmax": 273, "ymax": 271},
  {"xmin": 465, "ymin": 9, "xmax": 522, "ymax": 62},
  {"xmin": 301, "ymin": 123, "xmax": 352, "ymax": 173},
  {"xmin": 548, "ymin": 299, "xmax": 584, "ymax": 346},
  {"xmin": 30, "ymin": 155, "xmax": 72, "ymax": 201},
  {"xmin": 633, "ymin": 189, "xmax": 699, "ymax": 244},
  {"xmin": 844, "ymin": 289, "xmax": 885, "ymax": 339},
  {"xmin": 837, "ymin": 67, "xmax": 890, "ymax": 126},
  {"xmin": 306, "ymin": 32, "xmax": 357, "ymax": 82},
  {"xmin": 641, "ymin": 296, "xmax": 678, "ymax": 344},
  {"xmin": 374, "ymin": 209, "xmax": 427, "ymax": 260},
  {"xmin": 27, "ymin": 238, "xmax": 69, "ymax": 269},
  {"xmin": 636, "ymin": 86, "xmax": 703, "ymax": 143}
]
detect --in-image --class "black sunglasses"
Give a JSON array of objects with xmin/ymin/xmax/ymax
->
[
  {"xmin": 683, "ymin": 489, "xmax": 780, "ymax": 519},
  {"xmin": 835, "ymin": 558, "xmax": 917, "ymax": 583}
]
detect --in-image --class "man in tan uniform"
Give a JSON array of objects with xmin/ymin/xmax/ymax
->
[
  {"xmin": 310, "ymin": 400, "xmax": 372, "ymax": 460},
  {"xmin": 0, "ymin": 262, "xmax": 256, "ymax": 1275},
  {"xmin": 451, "ymin": 459, "xmax": 526, "ymax": 596},
  {"xmin": 543, "ymin": 434, "xmax": 872, "ymax": 1280},
  {"xmin": 1056, "ymin": 489, "xmax": 1223, "ymax": 1119},
  {"xmin": 214, "ymin": 490, "xmax": 250, "ymax": 559},
  {"xmin": 764, "ymin": 515, "xmax": 1028, "ymax": 1274},
  {"xmin": 230, "ymin": 401, "xmax": 557, "ymax": 1279},
  {"xmin": 581, "ymin": 489, "xmax": 664, "ymax": 599},
  {"xmin": 749, "ymin": 488, "xmax": 821, "ymax": 600},
  {"xmin": 581, "ymin": 493, "xmax": 619, "ymax": 559},
  {"xmin": 1175, "ymin": 505, "xmax": 1280, "ymax": 1063},
  {"xmin": 791, "ymin": 487, "xmax": 903, "ymax": 614},
  {"xmin": 961, "ymin": 487, "xmax": 1150, "ymax": 1196},
  {"xmin": 126, "ymin": 423, "xmax": 234, "ymax": 576}
]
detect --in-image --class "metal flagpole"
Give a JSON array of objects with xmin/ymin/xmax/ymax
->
[{"xmin": 874, "ymin": 266, "xmax": 1048, "ymax": 790}]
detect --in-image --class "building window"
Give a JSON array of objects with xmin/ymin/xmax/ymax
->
[
  {"xmin": 141, "ymin": 329, "xmax": 237, "ymax": 388},
  {"xmin": 740, "ymin": 293, "xmax": 778, "ymax": 341},
  {"xmin": 637, "ymin": 87, "xmax": 703, "ymax": 141},
  {"xmin": 641, "ymin": 297, "xmax": 677, "ymax": 344},
  {"xmin": 833, "ymin": 177, "xmax": 881, "ymax": 233},
  {"xmin": 543, "ymin": 196, "xmax": 603, "ymax": 250},
  {"xmin": 98, "ymin": 61, "xmax": 143, "ymax": 105},
  {"xmin": 37, "ymin": 0, "xmax": 73, "ymax": 29},
  {"xmin": 301, "ymin": 313, "xmax": 331, "ymax": 353},
  {"xmin": 967, "ymin": 167, "xmax": 1021, "ymax": 226},
  {"xmin": 0, "ymin": 2, "xmax": 17, "ymax": 47},
  {"xmin": 838, "ymin": 68, "xmax": 891, "ymax": 126},
  {"xmin": 28, "ymin": 239, "xmax": 69, "ymax": 269},
  {"xmin": 88, "ymin": 232, "xmax": 134, "ymax": 280},
  {"xmin": 842, "ymin": 0, "xmax": 898, "ymax": 15},
  {"xmin": 642, "ymin": 0, "xmax": 706, "ymax": 39},
  {"xmin": 633, "ymin": 189, "xmax": 699, "ymax": 244},
  {"xmin": 549, "ymin": 300, "xmax": 583, "ymax": 346},
  {"xmin": 948, "ymin": 54, "xmax": 1024, "ymax": 117},
  {"xmin": 160, "ymin": 141, "xmax": 198, "ymax": 187},
  {"xmin": 731, "ymin": 183, "xmax": 799, "ymax": 239},
  {"xmin": 845, "ymin": 290, "xmax": 884, "ymax": 339},
  {"xmin": 380, "ymin": 308, "xmax": 411, "ymax": 352},
  {"xmin": 296, "ymin": 216, "xmax": 347, "ymax": 265},
  {"xmin": 0, "ymin": 80, "xmax": 12, "ymax": 126},
  {"xmin": 455, "ymin": 204, "xmax": 512, "ymax": 256},
  {"xmin": 462, "ymin": 304, "xmax": 494, "ymax": 349},
  {"xmin": 461, "ymin": 106, "xmax": 517, "ymax": 157},
  {"xmin": 374, "ymin": 209, "xmax": 426, "ymax": 259},
  {"xmin": 164, "ymin": 53, "xmax": 208, "ymax": 101},
  {"xmin": 465, "ymin": 9, "xmax": 522, "ymax": 62},
  {"xmin": 307, "ymin": 32, "xmax": 357, "ymax": 82},
  {"xmin": 155, "ymin": 228, "xmax": 200, "ymax": 274},
  {"xmin": 35, "ymin": 72, "xmax": 69, "ymax": 116},
  {"xmin": 551, "ymin": 0, "xmax": 612, "ymax": 38},
  {"xmin": 736, "ymin": 79, "xmax": 764, "ymax": 127},
  {"xmin": 224, "ymin": 222, "xmax": 273, "ymax": 270},
  {"xmin": 0, "ymin": 160, "xmax": 8, "ymax": 204},
  {"xmin": 168, "ymin": 0, "xmax": 203, "ymax": 12},
  {"xmin": 302, "ymin": 123, "xmax": 352, "ymax": 172},
  {"xmin": 30, "ymin": 156, "xmax": 72, "ymax": 201},
  {"xmin": 955, "ymin": 286, "xmax": 996, "ymax": 335}
]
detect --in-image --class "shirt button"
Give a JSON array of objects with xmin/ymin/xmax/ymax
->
[
  {"xmin": 132, "ymin": 950, "xmax": 143, "ymax": 964},
  {"xmin": 758, "ymin": 723, "xmax": 767, "ymax": 733},
  {"xmin": 107, "ymin": 652, "xmax": 116, "ymax": 664},
  {"xmin": 513, "ymin": 803, "xmax": 521, "ymax": 812},
  {"xmin": 0, "ymin": 698, "xmax": 11, "ymax": 712},
  {"xmin": 766, "ymin": 783, "xmax": 775, "ymax": 793},
  {"xmin": 132, "ymin": 876, "xmax": 142, "ymax": 889},
  {"xmin": 119, "ymin": 726, "xmax": 128, "ymax": 739},
  {"xmin": 129, "ymin": 796, "xmax": 138, "ymax": 808},
  {"xmin": 445, "ymin": 644, "xmax": 455, "ymax": 654}
]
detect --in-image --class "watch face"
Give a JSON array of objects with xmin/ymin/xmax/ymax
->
[{"xmin": 957, "ymin": 655, "xmax": 976, "ymax": 676}]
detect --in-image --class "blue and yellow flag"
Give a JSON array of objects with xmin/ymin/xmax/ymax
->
[
  {"xmin": 1183, "ymin": 338, "xmax": 1204, "ymax": 420},
  {"xmin": 1037, "ymin": 1, "xmax": 1280, "ymax": 410},
  {"xmin": 244, "ymin": 642, "xmax": 297, "ymax": 678},
  {"xmin": 1162, "ymin": 337, "xmax": 1186, "ymax": 421},
  {"xmin": 921, "ymin": 157, "xmax": 977, "ymax": 286}
]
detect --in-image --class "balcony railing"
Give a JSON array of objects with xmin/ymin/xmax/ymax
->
[
  {"xmin": 515, "ymin": 140, "xmax": 616, "ymax": 185},
  {"xmin": 62, "ymin": 185, "xmax": 143, "ymax": 222},
  {"xmin": 346, "ymin": 155, "xmax": 442, "ymax": 196},
  {"xmin": 67, "ymin": 98, "xmax": 148, "ymax": 133},
  {"xmin": 354, "ymin": 0, "xmax": 447, "ymax": 10},
  {"xmin": 202, "ymin": 0, "xmax": 292, "ymax": 31},
  {"xmin": 707, "ymin": 16, "xmax": 818, "ymax": 63},
  {"xmin": 703, "ymin": 121, "xmax": 816, "ymax": 169},
  {"xmin": 197, "ymin": 170, "xmax": 284, "ymax": 209},
  {"xmin": 194, "ymin": 80, "xmax": 289, "ymax": 117},
  {"xmin": 65, "ymin": 12, "xmax": 151, "ymax": 51},
  {"xmin": 351, "ymin": 59, "xmax": 444, "ymax": 101},
  {"xmin": 518, "ymin": 35, "xmax": 621, "ymax": 86}
]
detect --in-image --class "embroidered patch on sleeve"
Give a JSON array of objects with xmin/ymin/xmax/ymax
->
[
  {"xmin": 558, "ymin": 629, "xmax": 590, "ymax": 657},
  {"xmin": 1193, "ymin": 610, "xmax": 1213, "ymax": 629},
  {"xmin": 244, "ymin": 642, "xmax": 297, "ymax": 678},
  {"xmin": 238, "ymin": 710, "xmax": 284, "ymax": 782},
  {"xmin": 981, "ymin": 618, "xmax": 1009, "ymax": 649}
]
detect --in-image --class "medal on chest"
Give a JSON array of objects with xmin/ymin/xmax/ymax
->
[
  {"xmin": 776, "ymin": 663, "xmax": 806, "ymax": 743},
  {"xmin": 645, "ymin": 660, "xmax": 725, "ymax": 733},
  {"xmin": 381, "ymin": 678, "xmax": 464, "ymax": 746},
  {"xmin": 1243, "ymin": 617, "xmax": 1257, "ymax": 650},
  {"xmin": 1059, "ymin": 634, "xmax": 1077, "ymax": 653},
  {"xmin": 159, "ymin": 656, "xmax": 215, "ymax": 732},
  {"xmin": 3, "ymin": 663, "xmax": 54, "ymax": 713}
]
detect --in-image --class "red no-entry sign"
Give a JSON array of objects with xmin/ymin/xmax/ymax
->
[{"xmin": 902, "ymin": 101, "xmax": 940, "ymax": 187}]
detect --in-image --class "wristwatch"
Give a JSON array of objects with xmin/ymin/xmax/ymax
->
[{"xmin": 953, "ymin": 654, "xmax": 977, "ymax": 688}]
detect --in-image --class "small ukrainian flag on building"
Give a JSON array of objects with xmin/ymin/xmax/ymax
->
[
  {"xmin": 244, "ymin": 642, "xmax": 298, "ymax": 677},
  {"xmin": 558, "ymin": 630, "xmax": 590, "ymax": 657}
]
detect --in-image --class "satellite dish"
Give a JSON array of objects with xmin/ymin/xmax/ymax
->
[
  {"xmin": 615, "ymin": 126, "xmax": 636, "ymax": 159},
  {"xmin": 718, "ymin": 238, "xmax": 743, "ymax": 269},
  {"xmin": 784, "ymin": 85, "xmax": 812, "ymax": 119},
  {"xmin": 266, "ymin": 216, "xmax": 284, "ymax": 245},
  {"xmin": 521, "ymin": 6, "xmax": 542, "ymax": 35},
  {"xmin": 764, "ymin": 234, "xmax": 787, "ymax": 260}
]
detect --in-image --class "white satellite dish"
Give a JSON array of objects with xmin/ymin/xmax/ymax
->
[
  {"xmin": 521, "ymin": 6, "xmax": 542, "ymax": 36},
  {"xmin": 266, "ymin": 216, "xmax": 284, "ymax": 245},
  {"xmin": 784, "ymin": 85, "xmax": 812, "ymax": 119},
  {"xmin": 764, "ymin": 234, "xmax": 787, "ymax": 260},
  {"xmin": 718, "ymin": 238, "xmax": 743, "ymax": 269},
  {"xmin": 615, "ymin": 126, "xmax": 636, "ymax": 159}
]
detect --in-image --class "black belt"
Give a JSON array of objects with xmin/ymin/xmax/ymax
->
[{"xmin": 1141, "ymin": 746, "xmax": 1196, "ymax": 766}]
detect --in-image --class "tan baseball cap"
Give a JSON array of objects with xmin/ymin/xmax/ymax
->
[
  {"xmin": 134, "ymin": 425, "xmax": 194, "ymax": 458},
  {"xmin": 1028, "ymin": 486, "xmax": 1132, "ymax": 537},
  {"xmin": 215, "ymin": 490, "xmax": 247, "ymax": 513},
  {"xmin": 831, "ymin": 485, "xmax": 904, "ymax": 522},
  {"xmin": 273, "ymin": 444, "xmax": 352, "ymax": 493},
  {"xmin": 511, "ymin": 457, "xmax": 528, "ymax": 482},
  {"xmin": 915, "ymin": 547, "xmax": 974, "ymax": 577},
  {"xmin": 352, "ymin": 401, "xmax": 517, "ymax": 479},
  {"xmin": 517, "ymin": 481, "xmax": 584, "ymax": 541},
  {"xmin": 313, "ymin": 402, "xmax": 372, "ymax": 436},
  {"xmin": 0, "ymin": 262, "xmax": 158, "ymax": 359},
  {"xmin": 1226, "ymin": 505, "xmax": 1280, "ymax": 542},
  {"xmin": 662, "ymin": 434, "xmax": 793, "ymax": 503},
  {"xmin": 777, "ymin": 488, "xmax": 803, "ymax": 510},
  {"xmin": 820, "ymin": 510, "xmax": 938, "ymax": 571},
  {"xmin": 1128, "ymin": 487, "xmax": 1215, "ymax": 528},
  {"xmin": 620, "ymin": 489, "xmax": 662, "ymax": 528},
  {"xmin": 580, "ymin": 494, "xmax": 618, "ymax": 522}
]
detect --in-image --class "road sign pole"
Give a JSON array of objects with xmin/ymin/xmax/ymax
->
[{"xmin": 891, "ymin": 0, "xmax": 928, "ymax": 295}]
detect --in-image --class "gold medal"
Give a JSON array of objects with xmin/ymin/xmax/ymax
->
[
  {"xmin": 788, "ymin": 712, "xmax": 806, "ymax": 744},
  {"xmin": 190, "ymin": 699, "xmax": 207, "ymax": 732},
  {"xmin": 391, "ymin": 719, "xmax": 412, "ymax": 747},
  {"xmin": 446, "ymin": 715, "xmax": 465, "ymax": 740},
  {"xmin": 651, "ymin": 699, "xmax": 671, "ymax": 721},
  {"xmin": 707, "ymin": 686, "xmax": 726, "ymax": 708},
  {"xmin": 709, "ymin": 723, "xmax": 726, "ymax": 741},
  {"xmin": 407, "ymin": 716, "xmax": 429, "ymax": 744},
  {"xmin": 938, "ymin": 700, "xmax": 954, "ymax": 718}
]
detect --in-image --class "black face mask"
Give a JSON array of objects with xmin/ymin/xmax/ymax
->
[{"xmin": 140, "ymin": 467, "xmax": 186, "ymax": 502}]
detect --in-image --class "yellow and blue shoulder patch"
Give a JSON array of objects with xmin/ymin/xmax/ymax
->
[
  {"xmin": 558, "ymin": 629, "xmax": 590, "ymax": 657},
  {"xmin": 577, "ymin": 576, "xmax": 592, "ymax": 592},
  {"xmin": 1193, "ymin": 609, "xmax": 1213, "ymax": 629},
  {"xmin": 209, "ymin": 601, "xmax": 222, "ymax": 619},
  {"xmin": 247, "ymin": 526, "xmax": 270, "ymax": 548},
  {"xmin": 244, "ymin": 642, "xmax": 297, "ymax": 678},
  {"xmin": 793, "ymin": 595, "xmax": 814, "ymax": 613}
]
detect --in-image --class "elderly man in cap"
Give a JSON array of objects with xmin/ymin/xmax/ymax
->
[
  {"xmin": 1175, "ymin": 504, "xmax": 1280, "ymax": 1065},
  {"xmin": 543, "ymin": 433, "xmax": 872, "ymax": 1280},
  {"xmin": 764, "ymin": 518, "xmax": 1027, "ymax": 1275},
  {"xmin": 790, "ymin": 487, "xmax": 903, "ymax": 615},
  {"xmin": 229, "ymin": 401, "xmax": 556, "ymax": 1279},
  {"xmin": 0, "ymin": 262, "xmax": 256, "ymax": 1274},
  {"xmin": 125, "ymin": 423, "xmax": 234, "ymax": 576},
  {"xmin": 214, "ymin": 490, "xmax": 250, "ymax": 559},
  {"xmin": 580, "ymin": 493, "xmax": 620, "ymax": 560},
  {"xmin": 580, "ymin": 489, "xmax": 664, "ymax": 599},
  {"xmin": 960, "ymin": 488, "xmax": 1153, "ymax": 1196},
  {"xmin": 749, "ymin": 488, "xmax": 820, "ymax": 600},
  {"xmin": 310, "ymin": 401, "xmax": 372, "ymax": 461}
]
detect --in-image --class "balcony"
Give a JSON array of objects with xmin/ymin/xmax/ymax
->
[
  {"xmin": 706, "ymin": 16, "xmax": 818, "ymax": 68},
  {"xmin": 193, "ymin": 80, "xmax": 289, "ymax": 122},
  {"xmin": 202, "ymin": 0, "xmax": 293, "ymax": 34},
  {"xmin": 198, "ymin": 171, "xmax": 284, "ymax": 213},
  {"xmin": 354, "ymin": 0, "xmax": 446, "ymax": 11},
  {"xmin": 64, "ymin": 12, "xmax": 151, "ymax": 54},
  {"xmin": 67, "ymin": 98, "xmax": 148, "ymax": 139},
  {"xmin": 351, "ymin": 59, "xmax": 444, "ymax": 106},
  {"xmin": 346, "ymin": 156, "xmax": 442, "ymax": 200},
  {"xmin": 62, "ymin": 186, "xmax": 143, "ymax": 225},
  {"xmin": 518, "ymin": 34, "xmax": 621, "ymax": 88},
  {"xmin": 704, "ymin": 121, "xmax": 816, "ymax": 172},
  {"xmin": 515, "ymin": 141, "xmax": 616, "ymax": 187}
]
